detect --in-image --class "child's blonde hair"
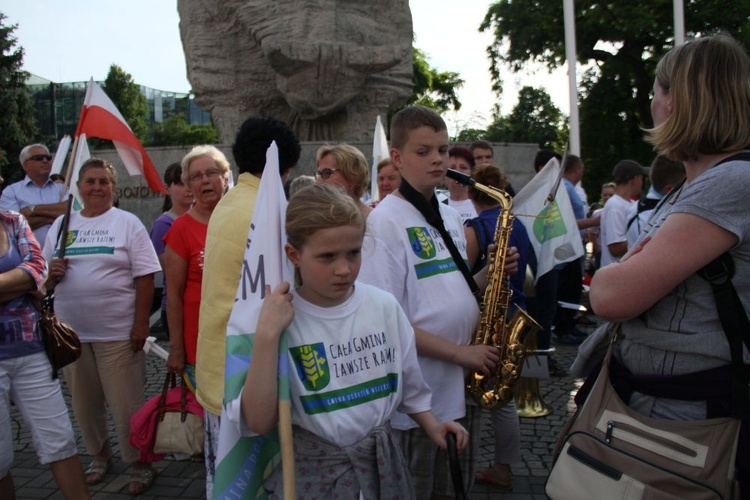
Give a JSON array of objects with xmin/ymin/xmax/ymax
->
[{"xmin": 286, "ymin": 184, "xmax": 365, "ymax": 284}]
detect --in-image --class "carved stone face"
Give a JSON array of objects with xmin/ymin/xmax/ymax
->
[
  {"xmin": 262, "ymin": 40, "xmax": 402, "ymax": 119},
  {"xmin": 179, "ymin": 0, "xmax": 413, "ymax": 141},
  {"xmin": 242, "ymin": 0, "xmax": 409, "ymax": 119}
]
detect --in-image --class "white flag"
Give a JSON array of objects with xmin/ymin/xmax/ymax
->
[
  {"xmin": 513, "ymin": 158, "xmax": 584, "ymax": 282},
  {"xmin": 51, "ymin": 136, "xmax": 71, "ymax": 175},
  {"xmin": 371, "ymin": 115, "xmax": 389, "ymax": 201},
  {"xmin": 67, "ymin": 134, "xmax": 91, "ymax": 212},
  {"xmin": 214, "ymin": 142, "xmax": 294, "ymax": 499}
]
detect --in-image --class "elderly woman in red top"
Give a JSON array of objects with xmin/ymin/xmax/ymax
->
[
  {"xmin": 0, "ymin": 210, "xmax": 89, "ymax": 499},
  {"xmin": 165, "ymin": 145, "xmax": 230, "ymax": 378},
  {"xmin": 163, "ymin": 145, "xmax": 229, "ymax": 494}
]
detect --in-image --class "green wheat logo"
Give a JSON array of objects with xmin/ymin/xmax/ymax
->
[
  {"xmin": 290, "ymin": 343, "xmax": 329, "ymax": 391},
  {"xmin": 407, "ymin": 226, "xmax": 436, "ymax": 259}
]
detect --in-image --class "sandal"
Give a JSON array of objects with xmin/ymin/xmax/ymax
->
[
  {"xmin": 128, "ymin": 466, "xmax": 157, "ymax": 496},
  {"xmin": 475, "ymin": 465, "xmax": 512, "ymax": 490},
  {"xmin": 84, "ymin": 457, "xmax": 113, "ymax": 485}
]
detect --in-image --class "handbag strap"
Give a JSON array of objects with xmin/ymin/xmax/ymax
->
[
  {"xmin": 158, "ymin": 372, "xmax": 177, "ymax": 421},
  {"xmin": 398, "ymin": 179, "xmax": 482, "ymax": 305},
  {"xmin": 180, "ymin": 378, "xmax": 189, "ymax": 423},
  {"xmin": 697, "ymin": 252, "xmax": 750, "ymax": 419}
]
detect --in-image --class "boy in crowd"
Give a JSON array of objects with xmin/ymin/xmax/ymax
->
[
  {"xmin": 359, "ymin": 105, "xmax": 507, "ymax": 499},
  {"xmin": 469, "ymin": 140, "xmax": 515, "ymax": 196},
  {"xmin": 600, "ymin": 159, "xmax": 647, "ymax": 266}
]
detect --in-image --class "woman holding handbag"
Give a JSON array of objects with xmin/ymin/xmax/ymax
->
[
  {"xmin": 589, "ymin": 33, "xmax": 750, "ymax": 497},
  {"xmin": 0, "ymin": 210, "xmax": 90, "ymax": 499},
  {"xmin": 43, "ymin": 159, "xmax": 161, "ymax": 495}
]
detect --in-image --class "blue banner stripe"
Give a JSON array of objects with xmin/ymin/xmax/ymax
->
[
  {"xmin": 414, "ymin": 257, "xmax": 458, "ymax": 279},
  {"xmin": 300, "ymin": 373, "xmax": 398, "ymax": 414},
  {"xmin": 225, "ymin": 353, "xmax": 252, "ymax": 380}
]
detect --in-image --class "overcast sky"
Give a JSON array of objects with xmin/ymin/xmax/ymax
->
[{"xmin": 4, "ymin": 0, "xmax": 571, "ymax": 134}]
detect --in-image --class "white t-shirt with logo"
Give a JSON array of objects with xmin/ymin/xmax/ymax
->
[
  {"xmin": 447, "ymin": 197, "xmax": 477, "ymax": 223},
  {"xmin": 360, "ymin": 194, "xmax": 480, "ymax": 429},
  {"xmin": 43, "ymin": 208, "xmax": 161, "ymax": 342},
  {"xmin": 284, "ymin": 283, "xmax": 430, "ymax": 446}
]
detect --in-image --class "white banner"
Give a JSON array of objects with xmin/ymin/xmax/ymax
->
[{"xmin": 513, "ymin": 158, "xmax": 584, "ymax": 281}]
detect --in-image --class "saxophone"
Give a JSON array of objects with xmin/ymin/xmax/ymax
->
[{"xmin": 445, "ymin": 169, "xmax": 542, "ymax": 410}]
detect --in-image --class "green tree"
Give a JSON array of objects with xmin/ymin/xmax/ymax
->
[
  {"xmin": 409, "ymin": 48, "xmax": 464, "ymax": 113},
  {"xmin": 102, "ymin": 64, "xmax": 149, "ymax": 142},
  {"xmin": 455, "ymin": 128, "xmax": 488, "ymax": 143},
  {"xmin": 485, "ymin": 86, "xmax": 564, "ymax": 149},
  {"xmin": 0, "ymin": 13, "xmax": 37, "ymax": 184},
  {"xmin": 479, "ymin": 0, "xmax": 750, "ymax": 196},
  {"xmin": 149, "ymin": 115, "xmax": 218, "ymax": 146},
  {"xmin": 387, "ymin": 47, "xmax": 464, "ymax": 132}
]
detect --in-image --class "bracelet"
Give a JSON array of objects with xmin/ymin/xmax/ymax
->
[{"xmin": 29, "ymin": 205, "xmax": 36, "ymax": 216}]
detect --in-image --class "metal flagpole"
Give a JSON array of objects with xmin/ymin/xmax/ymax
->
[{"xmin": 563, "ymin": 0, "xmax": 580, "ymax": 156}]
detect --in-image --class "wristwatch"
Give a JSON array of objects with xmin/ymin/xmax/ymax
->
[{"xmin": 29, "ymin": 205, "xmax": 36, "ymax": 216}]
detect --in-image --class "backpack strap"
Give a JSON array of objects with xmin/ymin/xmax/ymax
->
[{"xmin": 697, "ymin": 253, "xmax": 750, "ymax": 419}]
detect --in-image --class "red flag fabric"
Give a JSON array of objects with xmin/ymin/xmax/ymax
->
[{"xmin": 75, "ymin": 78, "xmax": 164, "ymax": 193}]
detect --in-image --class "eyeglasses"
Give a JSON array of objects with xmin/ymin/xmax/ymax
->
[
  {"xmin": 28, "ymin": 154, "xmax": 52, "ymax": 162},
  {"xmin": 189, "ymin": 168, "xmax": 223, "ymax": 183},
  {"xmin": 315, "ymin": 168, "xmax": 339, "ymax": 180}
]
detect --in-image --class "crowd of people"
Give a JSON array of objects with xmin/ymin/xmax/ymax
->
[{"xmin": 0, "ymin": 31, "xmax": 747, "ymax": 499}]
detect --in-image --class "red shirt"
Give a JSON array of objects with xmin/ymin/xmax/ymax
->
[{"xmin": 163, "ymin": 213, "xmax": 207, "ymax": 364}]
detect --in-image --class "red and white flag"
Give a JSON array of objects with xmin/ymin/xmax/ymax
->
[{"xmin": 74, "ymin": 78, "xmax": 164, "ymax": 193}]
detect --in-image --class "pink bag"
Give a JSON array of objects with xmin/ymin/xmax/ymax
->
[{"xmin": 130, "ymin": 373, "xmax": 204, "ymax": 462}]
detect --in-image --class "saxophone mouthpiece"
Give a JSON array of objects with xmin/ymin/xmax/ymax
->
[{"xmin": 446, "ymin": 168, "xmax": 476, "ymax": 186}]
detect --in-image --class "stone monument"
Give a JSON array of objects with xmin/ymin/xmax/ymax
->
[{"xmin": 178, "ymin": 0, "xmax": 414, "ymax": 143}]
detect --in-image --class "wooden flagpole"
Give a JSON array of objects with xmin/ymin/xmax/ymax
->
[{"xmin": 278, "ymin": 399, "xmax": 295, "ymax": 499}]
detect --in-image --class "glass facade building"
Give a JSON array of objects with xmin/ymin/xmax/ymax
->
[{"xmin": 26, "ymin": 74, "xmax": 211, "ymax": 139}]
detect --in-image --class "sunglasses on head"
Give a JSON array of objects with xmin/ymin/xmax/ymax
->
[
  {"xmin": 314, "ymin": 168, "xmax": 339, "ymax": 180},
  {"xmin": 28, "ymin": 154, "xmax": 52, "ymax": 162}
]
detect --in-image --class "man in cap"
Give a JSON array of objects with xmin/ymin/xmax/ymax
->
[
  {"xmin": 0, "ymin": 144, "xmax": 67, "ymax": 247},
  {"xmin": 600, "ymin": 159, "xmax": 649, "ymax": 267}
]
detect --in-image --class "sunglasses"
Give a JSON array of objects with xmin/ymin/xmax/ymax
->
[
  {"xmin": 28, "ymin": 154, "xmax": 52, "ymax": 162},
  {"xmin": 314, "ymin": 168, "xmax": 339, "ymax": 180}
]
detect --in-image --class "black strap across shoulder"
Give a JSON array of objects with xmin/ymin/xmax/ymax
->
[
  {"xmin": 697, "ymin": 253, "xmax": 750, "ymax": 419},
  {"xmin": 626, "ymin": 197, "xmax": 660, "ymax": 230},
  {"xmin": 398, "ymin": 179, "xmax": 482, "ymax": 305}
]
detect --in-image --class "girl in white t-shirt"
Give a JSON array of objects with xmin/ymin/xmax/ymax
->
[{"xmin": 240, "ymin": 183, "xmax": 468, "ymax": 497}]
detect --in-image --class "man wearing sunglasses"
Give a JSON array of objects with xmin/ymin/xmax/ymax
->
[{"xmin": 0, "ymin": 144, "xmax": 67, "ymax": 247}]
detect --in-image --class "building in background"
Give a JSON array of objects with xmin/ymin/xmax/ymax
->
[{"xmin": 26, "ymin": 73, "xmax": 211, "ymax": 139}]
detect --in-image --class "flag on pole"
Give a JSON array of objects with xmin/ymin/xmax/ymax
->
[
  {"xmin": 513, "ymin": 158, "xmax": 584, "ymax": 282},
  {"xmin": 66, "ymin": 134, "xmax": 92, "ymax": 211},
  {"xmin": 213, "ymin": 142, "xmax": 294, "ymax": 499},
  {"xmin": 75, "ymin": 78, "xmax": 164, "ymax": 193},
  {"xmin": 370, "ymin": 115, "xmax": 389, "ymax": 202},
  {"xmin": 51, "ymin": 136, "xmax": 71, "ymax": 175}
]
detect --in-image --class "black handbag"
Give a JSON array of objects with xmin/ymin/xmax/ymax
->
[
  {"xmin": 39, "ymin": 194, "xmax": 81, "ymax": 378},
  {"xmin": 38, "ymin": 291, "xmax": 81, "ymax": 378}
]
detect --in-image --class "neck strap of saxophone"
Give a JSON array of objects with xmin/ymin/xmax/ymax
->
[{"xmin": 398, "ymin": 178, "xmax": 482, "ymax": 306}]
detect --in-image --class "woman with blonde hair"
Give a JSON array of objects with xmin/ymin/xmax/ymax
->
[
  {"xmin": 314, "ymin": 144, "xmax": 372, "ymax": 218},
  {"xmin": 590, "ymin": 33, "xmax": 750, "ymax": 495}
]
